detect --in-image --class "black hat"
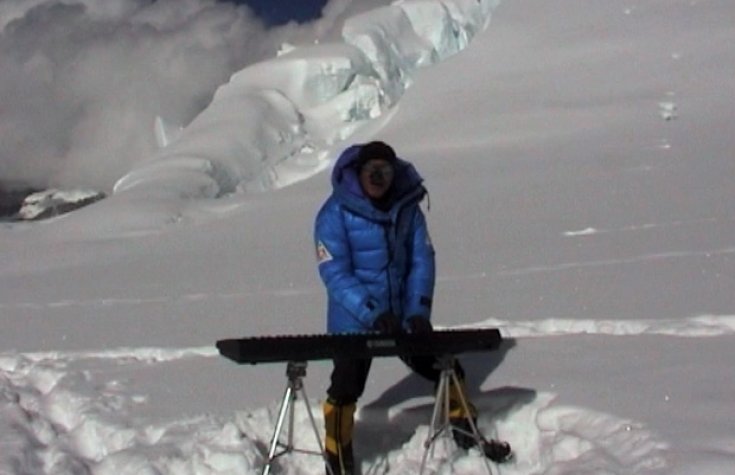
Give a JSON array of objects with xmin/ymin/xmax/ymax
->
[{"xmin": 356, "ymin": 141, "xmax": 396, "ymax": 169}]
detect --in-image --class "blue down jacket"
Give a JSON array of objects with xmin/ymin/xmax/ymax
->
[{"xmin": 314, "ymin": 145, "xmax": 435, "ymax": 334}]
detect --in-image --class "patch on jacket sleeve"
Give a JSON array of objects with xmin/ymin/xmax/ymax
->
[{"xmin": 316, "ymin": 240, "xmax": 333, "ymax": 264}]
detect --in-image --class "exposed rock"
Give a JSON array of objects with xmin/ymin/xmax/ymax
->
[
  {"xmin": 18, "ymin": 189, "xmax": 106, "ymax": 221},
  {"xmin": 0, "ymin": 184, "xmax": 40, "ymax": 220}
]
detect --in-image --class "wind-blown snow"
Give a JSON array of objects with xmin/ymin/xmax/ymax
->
[
  {"xmin": 0, "ymin": 0, "xmax": 274, "ymax": 190},
  {"xmin": 1, "ymin": 0, "xmax": 735, "ymax": 473}
]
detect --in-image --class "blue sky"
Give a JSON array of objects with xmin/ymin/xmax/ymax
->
[{"xmin": 224, "ymin": 0, "xmax": 329, "ymax": 26}]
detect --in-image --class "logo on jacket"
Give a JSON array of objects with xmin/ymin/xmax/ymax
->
[{"xmin": 316, "ymin": 240, "xmax": 333, "ymax": 264}]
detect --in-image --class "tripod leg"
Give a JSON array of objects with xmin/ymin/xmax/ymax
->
[
  {"xmin": 288, "ymin": 386, "xmax": 296, "ymax": 451},
  {"xmin": 422, "ymin": 367, "xmax": 496, "ymax": 475},
  {"xmin": 449, "ymin": 372, "xmax": 481, "ymax": 437},
  {"xmin": 262, "ymin": 385, "xmax": 294, "ymax": 475},
  {"xmin": 448, "ymin": 372, "xmax": 495, "ymax": 475},
  {"xmin": 420, "ymin": 369, "xmax": 450, "ymax": 475},
  {"xmin": 297, "ymin": 386, "xmax": 336, "ymax": 475}
]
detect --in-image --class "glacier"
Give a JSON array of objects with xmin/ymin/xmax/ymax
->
[{"xmin": 113, "ymin": 0, "xmax": 500, "ymax": 204}]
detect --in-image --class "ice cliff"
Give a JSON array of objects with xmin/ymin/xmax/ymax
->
[{"xmin": 113, "ymin": 0, "xmax": 500, "ymax": 200}]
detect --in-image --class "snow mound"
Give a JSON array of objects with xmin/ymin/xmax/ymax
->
[
  {"xmin": 111, "ymin": 0, "xmax": 500, "ymax": 213},
  {"xmin": 0, "ymin": 354, "xmax": 258, "ymax": 475},
  {"xmin": 1, "ymin": 350, "xmax": 668, "ymax": 475},
  {"xmin": 390, "ymin": 390, "xmax": 667, "ymax": 475},
  {"xmin": 497, "ymin": 391, "xmax": 668, "ymax": 474}
]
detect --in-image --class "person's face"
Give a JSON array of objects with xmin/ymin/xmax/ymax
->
[{"xmin": 359, "ymin": 159, "xmax": 394, "ymax": 199}]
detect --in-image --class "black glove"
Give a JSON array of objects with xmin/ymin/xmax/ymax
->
[
  {"xmin": 372, "ymin": 312, "xmax": 402, "ymax": 334},
  {"xmin": 407, "ymin": 315, "xmax": 433, "ymax": 334}
]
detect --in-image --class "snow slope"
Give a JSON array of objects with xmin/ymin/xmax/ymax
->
[{"xmin": 2, "ymin": 0, "xmax": 735, "ymax": 473}]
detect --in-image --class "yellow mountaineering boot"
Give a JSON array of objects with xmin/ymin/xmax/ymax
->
[{"xmin": 323, "ymin": 399, "xmax": 356, "ymax": 475}]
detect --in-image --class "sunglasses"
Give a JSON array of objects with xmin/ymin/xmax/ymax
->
[{"xmin": 360, "ymin": 163, "xmax": 395, "ymax": 177}]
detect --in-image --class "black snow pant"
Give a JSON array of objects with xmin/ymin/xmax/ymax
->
[
  {"xmin": 326, "ymin": 355, "xmax": 466, "ymax": 405},
  {"xmin": 324, "ymin": 356, "xmax": 470, "ymax": 474}
]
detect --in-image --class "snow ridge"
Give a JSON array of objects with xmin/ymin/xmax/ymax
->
[
  {"xmin": 112, "ymin": 0, "xmax": 500, "ymax": 203},
  {"xmin": 467, "ymin": 315, "xmax": 735, "ymax": 338},
  {"xmin": 5, "ymin": 313, "xmax": 734, "ymax": 371}
]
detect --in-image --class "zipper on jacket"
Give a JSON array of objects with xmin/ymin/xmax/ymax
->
[{"xmin": 383, "ymin": 222, "xmax": 395, "ymax": 316}]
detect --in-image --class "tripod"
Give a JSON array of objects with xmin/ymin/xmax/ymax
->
[
  {"xmin": 261, "ymin": 361, "xmax": 335, "ymax": 475},
  {"xmin": 419, "ymin": 355, "xmax": 495, "ymax": 475}
]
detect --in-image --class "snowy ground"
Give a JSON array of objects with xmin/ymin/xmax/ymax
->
[{"xmin": 1, "ymin": 0, "xmax": 734, "ymax": 473}]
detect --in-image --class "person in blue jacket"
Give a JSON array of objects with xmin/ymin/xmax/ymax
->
[{"xmin": 314, "ymin": 141, "xmax": 473, "ymax": 474}]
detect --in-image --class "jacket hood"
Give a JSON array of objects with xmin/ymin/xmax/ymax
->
[{"xmin": 330, "ymin": 144, "xmax": 425, "ymax": 218}]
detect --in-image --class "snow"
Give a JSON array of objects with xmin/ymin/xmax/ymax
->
[{"xmin": 2, "ymin": 0, "xmax": 735, "ymax": 474}]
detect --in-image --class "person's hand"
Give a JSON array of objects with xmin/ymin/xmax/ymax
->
[
  {"xmin": 407, "ymin": 315, "xmax": 433, "ymax": 334},
  {"xmin": 372, "ymin": 312, "xmax": 402, "ymax": 334}
]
